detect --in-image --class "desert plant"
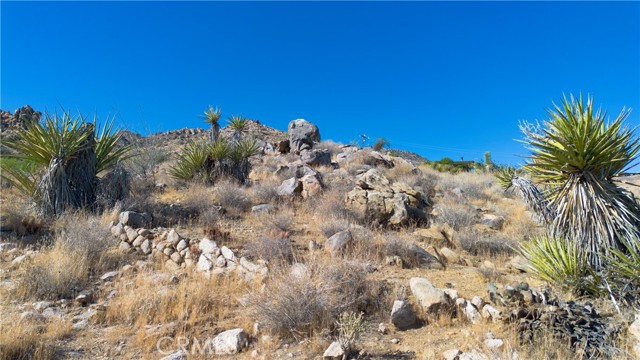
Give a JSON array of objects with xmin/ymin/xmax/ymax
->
[
  {"xmin": 336, "ymin": 311, "xmax": 364, "ymax": 353},
  {"xmin": 520, "ymin": 94, "xmax": 640, "ymax": 269},
  {"xmin": 0, "ymin": 111, "xmax": 131, "ymax": 216},
  {"xmin": 203, "ymin": 105, "xmax": 222, "ymax": 142},
  {"xmin": 228, "ymin": 115, "xmax": 248, "ymax": 144},
  {"xmin": 244, "ymin": 236, "xmax": 294, "ymax": 263},
  {"xmin": 372, "ymin": 137, "xmax": 389, "ymax": 151},
  {"xmin": 495, "ymin": 167, "xmax": 552, "ymax": 223},
  {"xmin": 169, "ymin": 138, "xmax": 258, "ymax": 185},
  {"xmin": 518, "ymin": 234, "xmax": 595, "ymax": 294},
  {"xmin": 434, "ymin": 198, "xmax": 476, "ymax": 231}
]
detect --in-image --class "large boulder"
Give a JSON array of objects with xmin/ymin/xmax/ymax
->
[
  {"xmin": 390, "ymin": 300, "xmax": 418, "ymax": 330},
  {"xmin": 118, "ymin": 211, "xmax": 152, "ymax": 228},
  {"xmin": 277, "ymin": 178, "xmax": 303, "ymax": 197},
  {"xmin": 300, "ymin": 149, "xmax": 331, "ymax": 167},
  {"xmin": 409, "ymin": 277, "xmax": 450, "ymax": 314},
  {"xmin": 288, "ymin": 119, "xmax": 320, "ymax": 153},
  {"xmin": 325, "ymin": 230, "xmax": 353, "ymax": 254},
  {"xmin": 345, "ymin": 169, "xmax": 429, "ymax": 226}
]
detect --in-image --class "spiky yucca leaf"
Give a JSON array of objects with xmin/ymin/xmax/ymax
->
[
  {"xmin": 203, "ymin": 106, "xmax": 222, "ymax": 142},
  {"xmin": 230, "ymin": 138, "xmax": 259, "ymax": 163},
  {"xmin": 169, "ymin": 142, "xmax": 211, "ymax": 181},
  {"xmin": 495, "ymin": 166, "xmax": 518, "ymax": 190},
  {"xmin": 518, "ymin": 235, "xmax": 593, "ymax": 294},
  {"xmin": 95, "ymin": 116, "xmax": 133, "ymax": 174},
  {"xmin": 521, "ymin": 94, "xmax": 640, "ymax": 268}
]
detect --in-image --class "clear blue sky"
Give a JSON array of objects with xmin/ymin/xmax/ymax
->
[{"xmin": 2, "ymin": 1, "xmax": 639, "ymax": 165}]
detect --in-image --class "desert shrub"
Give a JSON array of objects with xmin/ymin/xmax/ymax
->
[
  {"xmin": 0, "ymin": 315, "xmax": 71, "ymax": 360},
  {"xmin": 248, "ymin": 258, "xmax": 373, "ymax": 340},
  {"xmin": 439, "ymin": 172, "xmax": 495, "ymax": 201},
  {"xmin": 372, "ymin": 137, "xmax": 389, "ymax": 151},
  {"xmin": 458, "ymin": 229, "xmax": 517, "ymax": 256},
  {"xmin": 247, "ymin": 180, "xmax": 279, "ymax": 204},
  {"xmin": 319, "ymin": 217, "xmax": 350, "ymax": 237},
  {"xmin": 336, "ymin": 311, "xmax": 365, "ymax": 353},
  {"xmin": 604, "ymin": 237, "xmax": 640, "ymax": 307},
  {"xmin": 52, "ymin": 212, "xmax": 118, "ymax": 263},
  {"xmin": 434, "ymin": 198, "xmax": 476, "ymax": 231},
  {"xmin": 317, "ymin": 140, "xmax": 343, "ymax": 155},
  {"xmin": 382, "ymin": 235, "xmax": 423, "ymax": 268},
  {"xmin": 407, "ymin": 170, "xmax": 438, "ymax": 200},
  {"xmin": 243, "ymin": 236, "xmax": 294, "ymax": 264},
  {"xmin": 212, "ymin": 180, "xmax": 252, "ymax": 216},
  {"xmin": 267, "ymin": 209, "xmax": 295, "ymax": 233},
  {"xmin": 0, "ymin": 111, "xmax": 132, "ymax": 217},
  {"xmin": 14, "ymin": 243, "xmax": 91, "ymax": 300},
  {"xmin": 105, "ymin": 270, "xmax": 248, "ymax": 333}
]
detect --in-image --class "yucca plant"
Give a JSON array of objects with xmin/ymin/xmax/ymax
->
[
  {"xmin": 203, "ymin": 106, "xmax": 222, "ymax": 142},
  {"xmin": 0, "ymin": 111, "xmax": 131, "ymax": 216},
  {"xmin": 169, "ymin": 138, "xmax": 258, "ymax": 184},
  {"xmin": 604, "ymin": 236, "xmax": 640, "ymax": 308},
  {"xmin": 495, "ymin": 166, "xmax": 552, "ymax": 223},
  {"xmin": 520, "ymin": 94, "xmax": 640, "ymax": 269},
  {"xmin": 228, "ymin": 115, "xmax": 248, "ymax": 144},
  {"xmin": 518, "ymin": 234, "xmax": 595, "ymax": 294}
]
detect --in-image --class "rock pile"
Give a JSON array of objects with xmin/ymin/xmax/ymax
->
[
  {"xmin": 345, "ymin": 169, "xmax": 430, "ymax": 226},
  {"xmin": 110, "ymin": 212, "xmax": 267, "ymax": 281}
]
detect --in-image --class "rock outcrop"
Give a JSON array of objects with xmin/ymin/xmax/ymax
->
[{"xmin": 288, "ymin": 119, "xmax": 320, "ymax": 153}]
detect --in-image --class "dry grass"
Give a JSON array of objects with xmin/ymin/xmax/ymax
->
[
  {"xmin": 438, "ymin": 171, "xmax": 498, "ymax": 202},
  {"xmin": 212, "ymin": 179, "xmax": 252, "ymax": 216},
  {"xmin": 243, "ymin": 236, "xmax": 295, "ymax": 264},
  {"xmin": 434, "ymin": 198, "xmax": 477, "ymax": 231},
  {"xmin": 0, "ymin": 314, "xmax": 72, "ymax": 360},
  {"xmin": 319, "ymin": 217, "xmax": 350, "ymax": 238},
  {"xmin": 458, "ymin": 229, "xmax": 517, "ymax": 257},
  {"xmin": 104, "ymin": 269, "xmax": 252, "ymax": 354},
  {"xmin": 247, "ymin": 257, "xmax": 379, "ymax": 340}
]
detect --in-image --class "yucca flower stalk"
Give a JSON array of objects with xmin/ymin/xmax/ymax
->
[
  {"xmin": 521, "ymin": 94, "xmax": 640, "ymax": 269},
  {"xmin": 203, "ymin": 106, "xmax": 222, "ymax": 143}
]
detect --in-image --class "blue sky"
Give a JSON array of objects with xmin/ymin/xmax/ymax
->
[{"xmin": 2, "ymin": 1, "xmax": 639, "ymax": 165}]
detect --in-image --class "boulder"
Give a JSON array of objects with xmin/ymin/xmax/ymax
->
[
  {"xmin": 345, "ymin": 169, "xmax": 429, "ymax": 226},
  {"xmin": 196, "ymin": 254, "xmax": 213, "ymax": 272},
  {"xmin": 213, "ymin": 328, "xmax": 247, "ymax": 355},
  {"xmin": 440, "ymin": 247, "xmax": 460, "ymax": 264},
  {"xmin": 140, "ymin": 239, "xmax": 152, "ymax": 254},
  {"xmin": 464, "ymin": 302, "xmax": 482, "ymax": 324},
  {"xmin": 276, "ymin": 178, "xmax": 302, "ymax": 197},
  {"xmin": 167, "ymin": 229, "xmax": 182, "ymax": 246},
  {"xmin": 300, "ymin": 149, "xmax": 331, "ymax": 167},
  {"xmin": 325, "ymin": 230, "xmax": 353, "ymax": 254},
  {"xmin": 409, "ymin": 277, "xmax": 450, "ymax": 313},
  {"xmin": 251, "ymin": 204, "xmax": 274, "ymax": 214},
  {"xmin": 118, "ymin": 211, "xmax": 152, "ymax": 228},
  {"xmin": 509, "ymin": 255, "xmax": 530, "ymax": 273},
  {"xmin": 391, "ymin": 300, "xmax": 418, "ymax": 330},
  {"xmin": 288, "ymin": 119, "xmax": 320, "ymax": 153},
  {"xmin": 300, "ymin": 174, "xmax": 323, "ymax": 198}
]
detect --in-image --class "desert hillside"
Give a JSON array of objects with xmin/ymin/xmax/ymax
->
[{"xmin": 0, "ymin": 106, "xmax": 639, "ymax": 360}]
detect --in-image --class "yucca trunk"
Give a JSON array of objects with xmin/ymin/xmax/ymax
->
[
  {"xmin": 550, "ymin": 173, "xmax": 640, "ymax": 268},
  {"xmin": 37, "ymin": 124, "xmax": 97, "ymax": 216}
]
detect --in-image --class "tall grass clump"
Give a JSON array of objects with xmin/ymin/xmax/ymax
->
[{"xmin": 0, "ymin": 111, "xmax": 131, "ymax": 217}]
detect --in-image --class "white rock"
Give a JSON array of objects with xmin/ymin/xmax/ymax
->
[
  {"xmin": 470, "ymin": 296, "xmax": 484, "ymax": 309},
  {"xmin": 141, "ymin": 239, "xmax": 152, "ymax": 254},
  {"xmin": 442, "ymin": 349, "xmax": 463, "ymax": 360},
  {"xmin": 176, "ymin": 239, "xmax": 188, "ymax": 252},
  {"xmin": 160, "ymin": 350, "xmax": 187, "ymax": 360},
  {"xmin": 196, "ymin": 254, "xmax": 213, "ymax": 272},
  {"xmin": 484, "ymin": 338, "xmax": 504, "ymax": 349},
  {"xmin": 464, "ymin": 302, "xmax": 482, "ymax": 324},
  {"xmin": 221, "ymin": 246, "xmax": 236, "ymax": 261},
  {"xmin": 216, "ymin": 255, "xmax": 226, "ymax": 268},
  {"xmin": 101, "ymin": 271, "xmax": 119, "ymax": 282},
  {"xmin": 459, "ymin": 350, "xmax": 488, "ymax": 360},
  {"xmin": 167, "ymin": 229, "xmax": 182, "ymax": 246},
  {"xmin": 410, "ymin": 277, "xmax": 450, "ymax": 313},
  {"xmin": 481, "ymin": 304, "xmax": 501, "ymax": 322},
  {"xmin": 213, "ymin": 328, "xmax": 247, "ymax": 355},
  {"xmin": 323, "ymin": 341, "xmax": 345, "ymax": 359}
]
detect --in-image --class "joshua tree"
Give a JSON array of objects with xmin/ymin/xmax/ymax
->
[
  {"xmin": 203, "ymin": 106, "xmax": 222, "ymax": 142},
  {"xmin": 1, "ymin": 111, "xmax": 131, "ymax": 216},
  {"xmin": 228, "ymin": 115, "xmax": 248, "ymax": 145},
  {"xmin": 518, "ymin": 94, "xmax": 640, "ymax": 269}
]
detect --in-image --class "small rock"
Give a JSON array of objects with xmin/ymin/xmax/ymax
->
[
  {"xmin": 199, "ymin": 238, "xmax": 218, "ymax": 254},
  {"xmin": 167, "ymin": 229, "xmax": 182, "ymax": 246},
  {"xmin": 141, "ymin": 239, "xmax": 152, "ymax": 254},
  {"xmin": 196, "ymin": 254, "xmax": 213, "ymax": 272},
  {"xmin": 442, "ymin": 349, "xmax": 463, "ymax": 360},
  {"xmin": 464, "ymin": 302, "xmax": 482, "ymax": 324},
  {"xmin": 160, "ymin": 350, "xmax": 187, "ymax": 360},
  {"xmin": 323, "ymin": 341, "xmax": 345, "ymax": 359},
  {"xmin": 484, "ymin": 338, "xmax": 504, "ymax": 349},
  {"xmin": 481, "ymin": 304, "xmax": 501, "ymax": 322},
  {"xmin": 118, "ymin": 211, "xmax": 152, "ymax": 228},
  {"xmin": 470, "ymin": 296, "xmax": 484, "ymax": 309},
  {"xmin": 440, "ymin": 247, "xmax": 460, "ymax": 264},
  {"xmin": 378, "ymin": 322, "xmax": 388, "ymax": 334},
  {"xmin": 480, "ymin": 214, "xmax": 505, "ymax": 230},
  {"xmin": 20, "ymin": 311, "xmax": 45, "ymax": 323},
  {"xmin": 459, "ymin": 350, "xmax": 488, "ymax": 360},
  {"xmin": 213, "ymin": 328, "xmax": 247, "ymax": 355},
  {"xmin": 118, "ymin": 241, "xmax": 132, "ymax": 252},
  {"xmin": 509, "ymin": 256, "xmax": 530, "ymax": 273},
  {"xmin": 325, "ymin": 230, "xmax": 353, "ymax": 254},
  {"xmin": 176, "ymin": 239, "xmax": 188, "ymax": 252},
  {"xmin": 170, "ymin": 252, "xmax": 183, "ymax": 264},
  {"xmin": 390, "ymin": 338, "xmax": 400, "ymax": 344},
  {"xmin": 33, "ymin": 301, "xmax": 54, "ymax": 312},
  {"xmin": 391, "ymin": 300, "xmax": 418, "ymax": 330},
  {"xmin": 221, "ymin": 246, "xmax": 236, "ymax": 261},
  {"xmin": 101, "ymin": 271, "xmax": 119, "ymax": 282},
  {"xmin": 276, "ymin": 178, "xmax": 303, "ymax": 197},
  {"xmin": 252, "ymin": 204, "xmax": 274, "ymax": 214}
]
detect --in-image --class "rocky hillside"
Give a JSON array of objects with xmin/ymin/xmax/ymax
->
[{"xmin": 0, "ymin": 107, "xmax": 639, "ymax": 360}]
